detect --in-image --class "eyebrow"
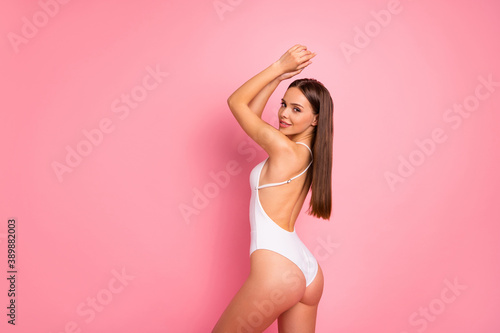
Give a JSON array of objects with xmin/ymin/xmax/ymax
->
[{"xmin": 281, "ymin": 98, "xmax": 304, "ymax": 109}]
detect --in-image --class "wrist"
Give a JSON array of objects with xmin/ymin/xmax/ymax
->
[
  {"xmin": 269, "ymin": 61, "xmax": 285, "ymax": 77},
  {"xmin": 270, "ymin": 77, "xmax": 282, "ymax": 87}
]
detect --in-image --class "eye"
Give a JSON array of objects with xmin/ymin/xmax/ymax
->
[
  {"xmin": 280, "ymin": 101, "xmax": 286, "ymax": 108},
  {"xmin": 293, "ymin": 107, "xmax": 301, "ymax": 112}
]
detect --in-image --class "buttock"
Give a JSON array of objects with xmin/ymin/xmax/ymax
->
[
  {"xmin": 249, "ymin": 249, "xmax": 323, "ymax": 308},
  {"xmin": 300, "ymin": 263, "xmax": 323, "ymax": 306},
  {"xmin": 250, "ymin": 244, "xmax": 318, "ymax": 287}
]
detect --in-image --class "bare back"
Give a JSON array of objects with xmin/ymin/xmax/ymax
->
[{"xmin": 257, "ymin": 142, "xmax": 313, "ymax": 231}]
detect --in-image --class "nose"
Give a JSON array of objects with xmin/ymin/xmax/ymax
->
[{"xmin": 280, "ymin": 106, "xmax": 290, "ymax": 119}]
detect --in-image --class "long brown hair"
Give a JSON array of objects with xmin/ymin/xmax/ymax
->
[{"xmin": 288, "ymin": 78, "xmax": 333, "ymax": 220}]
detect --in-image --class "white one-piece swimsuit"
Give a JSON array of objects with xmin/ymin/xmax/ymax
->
[{"xmin": 249, "ymin": 142, "xmax": 319, "ymax": 286}]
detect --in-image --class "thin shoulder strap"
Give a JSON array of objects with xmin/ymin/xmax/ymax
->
[
  {"xmin": 295, "ymin": 141, "xmax": 313, "ymax": 157},
  {"xmin": 256, "ymin": 142, "xmax": 313, "ymax": 190}
]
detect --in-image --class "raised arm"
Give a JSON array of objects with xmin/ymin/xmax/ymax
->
[
  {"xmin": 247, "ymin": 78, "xmax": 281, "ymax": 118},
  {"xmin": 227, "ymin": 45, "xmax": 316, "ymax": 157}
]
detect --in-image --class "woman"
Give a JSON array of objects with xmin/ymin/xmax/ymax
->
[{"xmin": 213, "ymin": 45, "xmax": 333, "ymax": 332}]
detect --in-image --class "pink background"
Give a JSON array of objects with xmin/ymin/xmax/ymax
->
[{"xmin": 1, "ymin": 0, "xmax": 499, "ymax": 332}]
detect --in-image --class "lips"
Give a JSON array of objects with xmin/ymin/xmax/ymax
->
[{"xmin": 279, "ymin": 120, "xmax": 291, "ymax": 128}]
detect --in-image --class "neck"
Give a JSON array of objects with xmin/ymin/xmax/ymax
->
[{"xmin": 287, "ymin": 132, "xmax": 315, "ymax": 146}]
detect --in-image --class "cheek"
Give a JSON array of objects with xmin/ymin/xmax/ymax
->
[{"xmin": 296, "ymin": 114, "xmax": 312, "ymax": 126}]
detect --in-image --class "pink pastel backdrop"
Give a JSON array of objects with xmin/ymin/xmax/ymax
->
[{"xmin": 1, "ymin": 0, "xmax": 499, "ymax": 332}]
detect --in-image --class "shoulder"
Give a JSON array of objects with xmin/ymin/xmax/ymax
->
[{"xmin": 267, "ymin": 140, "xmax": 312, "ymax": 172}]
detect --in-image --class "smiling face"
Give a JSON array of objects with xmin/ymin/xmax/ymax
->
[{"xmin": 278, "ymin": 87, "xmax": 318, "ymax": 138}]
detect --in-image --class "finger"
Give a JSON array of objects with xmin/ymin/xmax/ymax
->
[
  {"xmin": 293, "ymin": 45, "xmax": 307, "ymax": 54},
  {"xmin": 283, "ymin": 69, "xmax": 301, "ymax": 79},
  {"xmin": 299, "ymin": 52, "xmax": 316, "ymax": 62},
  {"xmin": 284, "ymin": 69, "xmax": 303, "ymax": 80},
  {"xmin": 296, "ymin": 51, "xmax": 313, "ymax": 63},
  {"xmin": 296, "ymin": 60, "xmax": 313, "ymax": 70},
  {"xmin": 294, "ymin": 49, "xmax": 311, "ymax": 63},
  {"xmin": 290, "ymin": 44, "xmax": 304, "ymax": 53},
  {"xmin": 299, "ymin": 50, "xmax": 315, "ymax": 57}
]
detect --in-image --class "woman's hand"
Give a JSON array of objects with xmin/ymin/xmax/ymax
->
[
  {"xmin": 275, "ymin": 44, "xmax": 316, "ymax": 78},
  {"xmin": 226, "ymin": 44, "xmax": 317, "ymax": 159},
  {"xmin": 276, "ymin": 69, "xmax": 303, "ymax": 81}
]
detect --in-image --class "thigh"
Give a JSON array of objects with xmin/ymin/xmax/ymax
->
[
  {"xmin": 212, "ymin": 250, "xmax": 307, "ymax": 333},
  {"xmin": 277, "ymin": 264, "xmax": 324, "ymax": 333}
]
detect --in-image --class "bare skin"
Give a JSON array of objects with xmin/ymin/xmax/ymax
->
[{"xmin": 213, "ymin": 45, "xmax": 324, "ymax": 332}]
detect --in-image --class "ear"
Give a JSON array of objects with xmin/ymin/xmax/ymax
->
[{"xmin": 311, "ymin": 114, "xmax": 318, "ymax": 126}]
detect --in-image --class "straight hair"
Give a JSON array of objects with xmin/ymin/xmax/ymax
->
[{"xmin": 288, "ymin": 78, "xmax": 333, "ymax": 220}]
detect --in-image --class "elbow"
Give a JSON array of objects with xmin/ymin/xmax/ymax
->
[
  {"xmin": 227, "ymin": 95, "xmax": 234, "ymax": 109},
  {"xmin": 227, "ymin": 98, "xmax": 235, "ymax": 115},
  {"xmin": 227, "ymin": 94, "xmax": 241, "ymax": 113}
]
